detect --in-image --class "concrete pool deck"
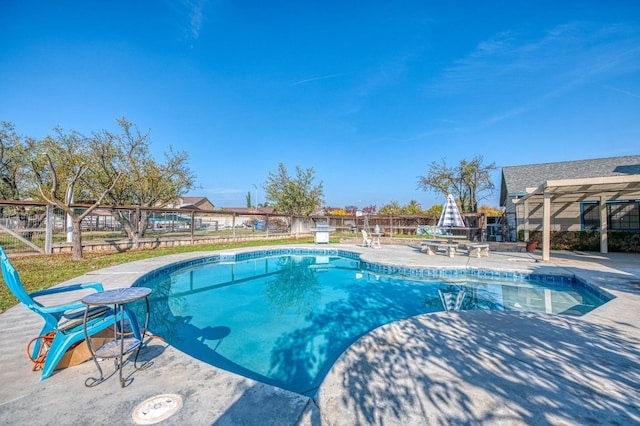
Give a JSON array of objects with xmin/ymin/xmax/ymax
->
[{"xmin": 0, "ymin": 244, "xmax": 638, "ymax": 425}]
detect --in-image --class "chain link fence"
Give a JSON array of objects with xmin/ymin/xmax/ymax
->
[{"xmin": 0, "ymin": 201, "xmax": 300, "ymax": 255}]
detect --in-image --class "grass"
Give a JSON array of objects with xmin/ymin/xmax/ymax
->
[
  {"xmin": 1, "ymin": 232, "xmax": 427, "ymax": 312},
  {"xmin": 1, "ymin": 237, "xmax": 317, "ymax": 313}
]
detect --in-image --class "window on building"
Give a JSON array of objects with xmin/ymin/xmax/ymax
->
[
  {"xmin": 581, "ymin": 201, "xmax": 599, "ymax": 230},
  {"xmin": 608, "ymin": 201, "xmax": 640, "ymax": 230}
]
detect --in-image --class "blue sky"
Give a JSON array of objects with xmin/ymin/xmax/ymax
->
[{"xmin": 1, "ymin": 1, "xmax": 639, "ymax": 210}]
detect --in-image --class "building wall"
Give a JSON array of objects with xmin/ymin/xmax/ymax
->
[
  {"xmin": 521, "ymin": 201, "xmax": 583, "ymax": 232},
  {"xmin": 195, "ymin": 200, "xmax": 215, "ymax": 210},
  {"xmin": 504, "ymin": 198, "xmax": 583, "ymax": 241},
  {"xmin": 510, "ymin": 192, "xmax": 640, "ymax": 235}
]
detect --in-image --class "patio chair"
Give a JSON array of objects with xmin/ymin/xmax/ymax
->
[
  {"xmin": 361, "ymin": 230, "xmax": 372, "ymax": 247},
  {"xmin": 0, "ymin": 247, "xmax": 142, "ymax": 380}
]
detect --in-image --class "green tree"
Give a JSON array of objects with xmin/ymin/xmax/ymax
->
[
  {"xmin": 378, "ymin": 201, "xmax": 402, "ymax": 215},
  {"xmin": 417, "ymin": 154, "xmax": 496, "ymax": 212},
  {"xmin": 0, "ymin": 122, "xmax": 47, "ymax": 238},
  {"xmin": 404, "ymin": 200, "xmax": 423, "ymax": 215},
  {"xmin": 246, "ymin": 191, "xmax": 252, "ymax": 208},
  {"xmin": 425, "ymin": 204, "xmax": 443, "ymax": 217},
  {"xmin": 0, "ymin": 122, "xmax": 32, "ymax": 200},
  {"xmin": 263, "ymin": 164, "xmax": 323, "ymax": 215}
]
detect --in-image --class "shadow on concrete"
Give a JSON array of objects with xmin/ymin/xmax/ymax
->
[
  {"xmin": 211, "ymin": 382, "xmax": 320, "ymax": 426},
  {"xmin": 321, "ymin": 309, "xmax": 640, "ymax": 424}
]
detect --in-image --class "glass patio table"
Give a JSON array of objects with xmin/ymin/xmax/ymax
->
[{"xmin": 81, "ymin": 287, "xmax": 151, "ymax": 387}]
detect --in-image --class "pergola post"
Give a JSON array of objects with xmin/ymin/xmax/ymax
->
[
  {"xmin": 511, "ymin": 176, "xmax": 640, "ymax": 261},
  {"xmin": 542, "ymin": 191, "xmax": 551, "ymax": 261},
  {"xmin": 599, "ymin": 195, "xmax": 609, "ymax": 254},
  {"xmin": 523, "ymin": 199, "xmax": 530, "ymax": 243}
]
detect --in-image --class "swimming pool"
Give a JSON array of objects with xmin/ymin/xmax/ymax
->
[{"xmin": 133, "ymin": 249, "xmax": 610, "ymax": 396}]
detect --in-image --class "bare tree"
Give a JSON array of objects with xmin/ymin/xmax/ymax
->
[
  {"xmin": 29, "ymin": 129, "xmax": 122, "ymax": 260},
  {"xmin": 362, "ymin": 204, "xmax": 377, "ymax": 214},
  {"xmin": 417, "ymin": 154, "xmax": 496, "ymax": 212},
  {"xmin": 95, "ymin": 118, "xmax": 196, "ymax": 245},
  {"xmin": 4, "ymin": 119, "xmax": 195, "ymax": 257}
]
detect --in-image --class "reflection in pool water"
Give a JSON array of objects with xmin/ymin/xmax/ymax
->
[{"xmin": 134, "ymin": 252, "xmax": 608, "ymax": 396}]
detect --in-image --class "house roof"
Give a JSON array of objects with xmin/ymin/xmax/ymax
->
[
  {"xmin": 516, "ymin": 174, "xmax": 640, "ymax": 204},
  {"xmin": 180, "ymin": 196, "xmax": 214, "ymax": 210},
  {"xmin": 500, "ymin": 155, "xmax": 640, "ymax": 205}
]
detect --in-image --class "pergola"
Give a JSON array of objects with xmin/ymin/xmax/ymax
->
[{"xmin": 514, "ymin": 175, "xmax": 640, "ymax": 261}]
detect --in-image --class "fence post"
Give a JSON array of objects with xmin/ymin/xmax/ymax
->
[
  {"xmin": 190, "ymin": 211, "xmax": 195, "ymax": 244},
  {"xmin": 289, "ymin": 215, "xmax": 293, "ymax": 236},
  {"xmin": 265, "ymin": 214, "xmax": 270, "ymax": 236},
  {"xmin": 45, "ymin": 204, "xmax": 54, "ymax": 254},
  {"xmin": 232, "ymin": 213, "xmax": 236, "ymax": 241}
]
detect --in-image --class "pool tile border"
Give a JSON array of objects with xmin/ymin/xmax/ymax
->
[{"xmin": 132, "ymin": 248, "xmax": 614, "ymax": 303}]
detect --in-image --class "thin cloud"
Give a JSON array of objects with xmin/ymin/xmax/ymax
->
[
  {"xmin": 483, "ymin": 44, "xmax": 640, "ymax": 127},
  {"xmin": 292, "ymin": 73, "xmax": 346, "ymax": 86},
  {"xmin": 167, "ymin": 0, "xmax": 209, "ymax": 42},
  {"xmin": 603, "ymin": 84, "xmax": 640, "ymax": 99},
  {"xmin": 188, "ymin": 1, "xmax": 205, "ymax": 40},
  {"xmin": 483, "ymin": 106, "xmax": 528, "ymax": 127},
  {"xmin": 428, "ymin": 22, "xmax": 640, "ymax": 127},
  {"xmin": 430, "ymin": 22, "xmax": 640, "ymax": 97}
]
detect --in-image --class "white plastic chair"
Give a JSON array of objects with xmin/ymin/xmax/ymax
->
[{"xmin": 361, "ymin": 230, "xmax": 372, "ymax": 247}]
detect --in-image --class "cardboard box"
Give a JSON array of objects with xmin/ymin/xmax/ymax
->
[{"xmin": 55, "ymin": 329, "xmax": 114, "ymax": 371}]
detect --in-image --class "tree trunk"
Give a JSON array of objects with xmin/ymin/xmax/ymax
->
[
  {"xmin": 113, "ymin": 209, "xmax": 136, "ymax": 240},
  {"xmin": 71, "ymin": 217, "xmax": 83, "ymax": 260},
  {"xmin": 135, "ymin": 209, "xmax": 147, "ymax": 249},
  {"xmin": 113, "ymin": 208, "xmax": 149, "ymax": 248}
]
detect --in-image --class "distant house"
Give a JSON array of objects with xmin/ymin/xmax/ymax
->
[
  {"xmin": 500, "ymin": 155, "xmax": 640, "ymax": 259},
  {"xmin": 174, "ymin": 196, "xmax": 215, "ymax": 211},
  {"xmin": 203, "ymin": 207, "xmax": 277, "ymax": 229}
]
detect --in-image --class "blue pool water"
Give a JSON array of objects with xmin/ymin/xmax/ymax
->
[{"xmin": 133, "ymin": 250, "xmax": 609, "ymax": 396}]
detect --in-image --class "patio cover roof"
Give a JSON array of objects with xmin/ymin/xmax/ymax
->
[
  {"xmin": 520, "ymin": 174, "xmax": 640, "ymax": 201},
  {"xmin": 500, "ymin": 155, "xmax": 640, "ymax": 205},
  {"xmin": 514, "ymin": 174, "xmax": 640, "ymax": 260}
]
